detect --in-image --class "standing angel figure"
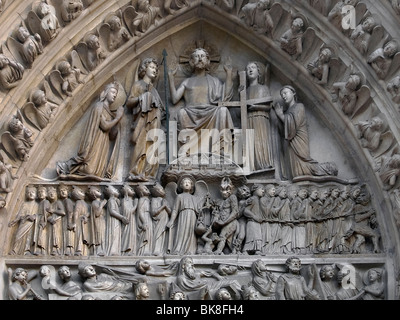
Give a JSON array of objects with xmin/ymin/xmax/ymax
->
[
  {"xmin": 166, "ymin": 175, "xmax": 209, "ymax": 255},
  {"xmin": 56, "ymin": 82, "xmax": 124, "ymax": 181},
  {"xmin": 127, "ymin": 57, "xmax": 164, "ymax": 182}
]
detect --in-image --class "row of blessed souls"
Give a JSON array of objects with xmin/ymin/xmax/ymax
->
[
  {"xmin": 7, "ymin": 256, "xmax": 385, "ymax": 300},
  {"xmin": 0, "ymin": 1, "xmax": 400, "ymax": 201},
  {"xmin": 8, "ymin": 178, "xmax": 380, "ymax": 257}
]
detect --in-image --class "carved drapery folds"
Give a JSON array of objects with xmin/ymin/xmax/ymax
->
[{"xmin": 1, "ymin": 0, "xmax": 400, "ymax": 300}]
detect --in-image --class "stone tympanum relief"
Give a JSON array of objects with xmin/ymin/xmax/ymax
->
[{"xmin": 1, "ymin": 0, "xmax": 400, "ymax": 301}]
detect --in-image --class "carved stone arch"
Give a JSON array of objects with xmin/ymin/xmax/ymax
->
[{"xmin": 1, "ymin": 0, "xmax": 400, "ymax": 301}]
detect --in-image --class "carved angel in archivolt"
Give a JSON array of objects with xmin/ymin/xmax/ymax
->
[
  {"xmin": 52, "ymin": 0, "xmax": 84, "ymax": 24},
  {"xmin": 7, "ymin": 26, "xmax": 43, "ymax": 69},
  {"xmin": 0, "ymin": 53, "xmax": 24, "ymax": 91},
  {"xmin": 355, "ymin": 114, "xmax": 394, "ymax": 158},
  {"xmin": 22, "ymin": 88, "xmax": 59, "ymax": 131},
  {"xmin": 1, "ymin": 111, "xmax": 34, "ymax": 162},
  {"xmin": 367, "ymin": 40, "xmax": 400, "ymax": 80},
  {"xmin": 0, "ymin": 150, "xmax": 17, "ymax": 193},
  {"xmin": 99, "ymin": 13, "xmax": 131, "ymax": 52},
  {"xmin": 387, "ymin": 75, "xmax": 400, "ymax": 104},
  {"xmin": 26, "ymin": 1, "xmax": 61, "ymax": 44},
  {"xmin": 332, "ymin": 72, "xmax": 371, "ymax": 118},
  {"xmin": 377, "ymin": 148, "xmax": 400, "ymax": 191},
  {"xmin": 239, "ymin": 0, "xmax": 274, "ymax": 37},
  {"xmin": 123, "ymin": 0, "xmax": 163, "ymax": 37},
  {"xmin": 280, "ymin": 15, "xmax": 307, "ymax": 60},
  {"xmin": 49, "ymin": 59, "xmax": 83, "ymax": 98},
  {"xmin": 350, "ymin": 15, "xmax": 380, "ymax": 56},
  {"xmin": 75, "ymin": 33, "xmax": 107, "ymax": 72}
]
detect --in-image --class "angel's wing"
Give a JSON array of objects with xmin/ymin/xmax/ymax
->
[
  {"xmin": 371, "ymin": 131, "xmax": 395, "ymax": 159},
  {"xmin": 6, "ymin": 36, "xmax": 25, "ymax": 68},
  {"xmin": 268, "ymin": 2, "xmax": 284, "ymax": 38},
  {"xmin": 194, "ymin": 180, "xmax": 209, "ymax": 201},
  {"xmin": 22, "ymin": 102, "xmax": 43, "ymax": 131},
  {"xmin": 75, "ymin": 41, "xmax": 90, "ymax": 71},
  {"xmin": 70, "ymin": 49, "xmax": 89, "ymax": 75},
  {"xmin": 43, "ymin": 80, "xmax": 62, "ymax": 105},
  {"xmin": 299, "ymin": 27, "xmax": 321, "ymax": 64},
  {"xmin": 122, "ymin": 5, "xmax": 138, "ymax": 36},
  {"xmin": 124, "ymin": 58, "xmax": 141, "ymax": 97},
  {"xmin": 355, "ymin": 2, "xmax": 368, "ymax": 26},
  {"xmin": 48, "ymin": 69, "xmax": 65, "ymax": 99},
  {"xmin": 327, "ymin": 58, "xmax": 345, "ymax": 87},
  {"xmin": 367, "ymin": 25, "xmax": 385, "ymax": 57},
  {"xmin": 164, "ymin": 181, "xmax": 178, "ymax": 210},
  {"xmin": 1, "ymin": 131, "xmax": 20, "ymax": 162},
  {"xmin": 98, "ymin": 23, "xmax": 111, "ymax": 53},
  {"xmin": 26, "ymin": 10, "xmax": 52, "ymax": 44},
  {"xmin": 351, "ymin": 85, "xmax": 372, "ymax": 120},
  {"xmin": 387, "ymin": 52, "xmax": 400, "ymax": 80}
]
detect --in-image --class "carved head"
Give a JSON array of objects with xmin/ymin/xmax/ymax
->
[
  {"xmin": 383, "ymin": 40, "xmax": 399, "ymax": 58},
  {"xmin": 285, "ymin": 256, "xmax": 302, "ymax": 274},
  {"xmin": 151, "ymin": 182, "xmax": 165, "ymax": 197},
  {"xmin": 31, "ymin": 89, "xmax": 47, "ymax": 106},
  {"xmin": 37, "ymin": 2, "xmax": 51, "ymax": 19},
  {"xmin": 8, "ymin": 116, "xmax": 24, "ymax": 133},
  {"xmin": 16, "ymin": 27, "xmax": 30, "ymax": 42},
  {"xmin": 37, "ymin": 185, "xmax": 48, "ymax": 199},
  {"xmin": 237, "ymin": 185, "xmax": 251, "ymax": 200},
  {"xmin": 135, "ymin": 282, "xmax": 149, "ymax": 300},
  {"xmin": 58, "ymin": 266, "xmax": 71, "ymax": 280},
  {"xmin": 189, "ymin": 48, "xmax": 211, "ymax": 72},
  {"xmin": 58, "ymin": 61, "xmax": 73, "ymax": 76},
  {"xmin": 177, "ymin": 174, "xmax": 195, "ymax": 194},
  {"xmin": 108, "ymin": 15, "xmax": 122, "ymax": 31},
  {"xmin": 320, "ymin": 264, "xmax": 336, "ymax": 281},
  {"xmin": 276, "ymin": 185, "xmax": 288, "ymax": 199},
  {"xmin": 280, "ymin": 85, "xmax": 297, "ymax": 104},
  {"xmin": 246, "ymin": 61, "xmax": 265, "ymax": 85},
  {"xmin": 220, "ymin": 177, "xmax": 233, "ymax": 199},
  {"xmin": 135, "ymin": 184, "xmax": 150, "ymax": 197},
  {"xmin": 137, "ymin": 0, "xmax": 151, "ymax": 12},
  {"xmin": 122, "ymin": 183, "xmax": 136, "ymax": 197},
  {"xmin": 257, "ymin": 0, "xmax": 270, "ymax": 10},
  {"xmin": 138, "ymin": 58, "xmax": 159, "ymax": 81},
  {"xmin": 86, "ymin": 34, "xmax": 100, "ymax": 49},
  {"xmin": 99, "ymin": 82, "xmax": 119, "ymax": 103},
  {"xmin": 216, "ymin": 288, "xmax": 232, "ymax": 300},
  {"xmin": 11, "ymin": 268, "xmax": 28, "ymax": 282},
  {"xmin": 135, "ymin": 259, "xmax": 150, "ymax": 274}
]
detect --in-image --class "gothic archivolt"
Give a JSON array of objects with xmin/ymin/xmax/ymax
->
[{"xmin": 1, "ymin": 0, "xmax": 400, "ymax": 301}]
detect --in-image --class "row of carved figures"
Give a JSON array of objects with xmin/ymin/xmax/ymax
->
[
  {"xmin": 2, "ymin": 0, "xmax": 400, "ymax": 101},
  {"xmin": 7, "ymin": 178, "xmax": 381, "ymax": 257},
  {"xmin": 0, "ymin": 2, "xmax": 399, "ymax": 193},
  {"xmin": 7, "ymin": 256, "xmax": 386, "ymax": 300}
]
